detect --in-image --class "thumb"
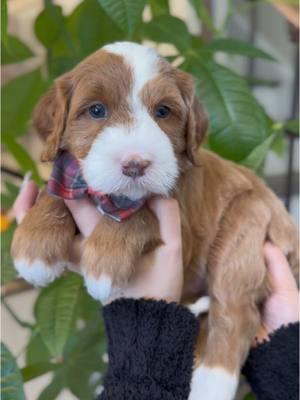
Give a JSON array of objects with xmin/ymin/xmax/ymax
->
[
  {"xmin": 13, "ymin": 180, "xmax": 39, "ymax": 224},
  {"xmin": 64, "ymin": 197, "xmax": 102, "ymax": 237},
  {"xmin": 263, "ymin": 242, "xmax": 297, "ymax": 293}
]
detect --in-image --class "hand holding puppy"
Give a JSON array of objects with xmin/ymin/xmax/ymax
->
[{"xmin": 14, "ymin": 180, "xmax": 183, "ymax": 304}]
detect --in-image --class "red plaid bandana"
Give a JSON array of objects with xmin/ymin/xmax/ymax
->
[{"xmin": 47, "ymin": 151, "xmax": 146, "ymax": 222}]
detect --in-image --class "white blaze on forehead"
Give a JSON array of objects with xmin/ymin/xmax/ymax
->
[
  {"xmin": 83, "ymin": 42, "xmax": 179, "ymax": 200},
  {"xmin": 103, "ymin": 42, "xmax": 160, "ymax": 101}
]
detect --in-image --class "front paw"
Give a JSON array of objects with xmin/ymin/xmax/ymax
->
[
  {"xmin": 14, "ymin": 258, "xmax": 65, "ymax": 287},
  {"xmin": 189, "ymin": 366, "xmax": 238, "ymax": 400},
  {"xmin": 83, "ymin": 273, "xmax": 113, "ymax": 303}
]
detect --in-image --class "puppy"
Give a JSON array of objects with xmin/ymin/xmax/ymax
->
[{"xmin": 11, "ymin": 42, "xmax": 298, "ymax": 400}]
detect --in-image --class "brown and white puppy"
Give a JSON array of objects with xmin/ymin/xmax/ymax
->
[{"xmin": 11, "ymin": 42, "xmax": 298, "ymax": 400}]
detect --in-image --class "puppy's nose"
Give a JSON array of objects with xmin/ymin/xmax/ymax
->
[{"xmin": 122, "ymin": 156, "xmax": 151, "ymax": 178}]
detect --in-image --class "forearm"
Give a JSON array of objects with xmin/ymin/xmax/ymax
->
[
  {"xmin": 98, "ymin": 298, "xmax": 199, "ymax": 400},
  {"xmin": 243, "ymin": 323, "xmax": 299, "ymax": 400}
]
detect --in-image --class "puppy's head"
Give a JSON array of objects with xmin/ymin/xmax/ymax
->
[{"xmin": 34, "ymin": 42, "xmax": 208, "ymax": 200}]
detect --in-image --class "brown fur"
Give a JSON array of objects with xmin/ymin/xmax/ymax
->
[
  {"xmin": 11, "ymin": 190, "xmax": 76, "ymax": 265},
  {"xmin": 12, "ymin": 47, "xmax": 299, "ymax": 380}
]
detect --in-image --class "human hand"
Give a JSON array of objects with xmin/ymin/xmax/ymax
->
[
  {"xmin": 66, "ymin": 196, "xmax": 183, "ymax": 304},
  {"xmin": 14, "ymin": 179, "xmax": 183, "ymax": 303},
  {"xmin": 255, "ymin": 242, "xmax": 299, "ymax": 345}
]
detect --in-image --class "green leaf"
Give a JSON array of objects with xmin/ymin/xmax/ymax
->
[
  {"xmin": 35, "ymin": 274, "xmax": 83, "ymax": 357},
  {"xmin": 22, "ymin": 362, "xmax": 58, "ymax": 382},
  {"xmin": 1, "ymin": 224, "xmax": 17, "ymax": 285},
  {"xmin": 149, "ymin": 0, "xmax": 169, "ymax": 16},
  {"xmin": 2, "ymin": 68, "xmax": 50, "ymax": 139},
  {"xmin": 183, "ymin": 56, "xmax": 270, "ymax": 161},
  {"xmin": 206, "ymin": 38, "xmax": 276, "ymax": 61},
  {"xmin": 270, "ymin": 128, "xmax": 287, "ymax": 156},
  {"xmin": 1, "ymin": 0, "xmax": 8, "ymax": 45},
  {"xmin": 1, "ymin": 180, "xmax": 19, "ymax": 209},
  {"xmin": 26, "ymin": 332, "xmax": 51, "ymax": 366},
  {"xmin": 38, "ymin": 374, "xmax": 64, "ymax": 400},
  {"xmin": 2, "ymin": 35, "xmax": 34, "ymax": 65},
  {"xmin": 142, "ymin": 15, "xmax": 191, "ymax": 51},
  {"xmin": 98, "ymin": 0, "xmax": 147, "ymax": 35},
  {"xmin": 35, "ymin": 4, "xmax": 67, "ymax": 49},
  {"xmin": 285, "ymin": 119, "xmax": 299, "ymax": 136},
  {"xmin": 242, "ymin": 133, "xmax": 276, "ymax": 170},
  {"xmin": 66, "ymin": 0, "xmax": 123, "ymax": 59},
  {"xmin": 38, "ymin": 319, "xmax": 106, "ymax": 399},
  {"xmin": 2, "ymin": 138, "xmax": 42, "ymax": 185},
  {"xmin": 1, "ymin": 343, "xmax": 26, "ymax": 400},
  {"xmin": 188, "ymin": 0, "xmax": 216, "ymax": 34}
]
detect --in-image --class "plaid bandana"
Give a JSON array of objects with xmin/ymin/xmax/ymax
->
[{"xmin": 47, "ymin": 151, "xmax": 146, "ymax": 222}]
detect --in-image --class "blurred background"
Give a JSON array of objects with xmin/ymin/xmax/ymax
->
[{"xmin": 1, "ymin": 0, "xmax": 299, "ymax": 399}]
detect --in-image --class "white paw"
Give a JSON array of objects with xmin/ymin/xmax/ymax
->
[
  {"xmin": 188, "ymin": 296, "xmax": 210, "ymax": 316},
  {"xmin": 14, "ymin": 259, "xmax": 65, "ymax": 287},
  {"xmin": 84, "ymin": 274, "xmax": 112, "ymax": 303},
  {"xmin": 189, "ymin": 366, "xmax": 238, "ymax": 400}
]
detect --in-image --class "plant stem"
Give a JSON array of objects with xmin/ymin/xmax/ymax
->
[{"xmin": 1, "ymin": 297, "xmax": 34, "ymax": 330}]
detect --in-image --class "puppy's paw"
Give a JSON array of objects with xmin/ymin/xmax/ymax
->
[
  {"xmin": 14, "ymin": 258, "xmax": 65, "ymax": 287},
  {"xmin": 189, "ymin": 366, "xmax": 238, "ymax": 400},
  {"xmin": 84, "ymin": 273, "xmax": 113, "ymax": 303}
]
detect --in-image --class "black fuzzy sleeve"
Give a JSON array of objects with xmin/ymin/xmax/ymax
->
[
  {"xmin": 98, "ymin": 298, "xmax": 199, "ymax": 400},
  {"xmin": 243, "ymin": 323, "xmax": 299, "ymax": 400}
]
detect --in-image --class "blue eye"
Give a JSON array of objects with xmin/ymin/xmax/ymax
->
[
  {"xmin": 88, "ymin": 103, "xmax": 107, "ymax": 119},
  {"xmin": 155, "ymin": 105, "xmax": 170, "ymax": 119}
]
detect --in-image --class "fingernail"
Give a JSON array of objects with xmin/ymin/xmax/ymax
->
[{"xmin": 20, "ymin": 171, "xmax": 32, "ymax": 193}]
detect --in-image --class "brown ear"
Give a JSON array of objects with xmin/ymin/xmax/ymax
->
[
  {"xmin": 175, "ymin": 69, "xmax": 208, "ymax": 165},
  {"xmin": 32, "ymin": 73, "xmax": 73, "ymax": 162}
]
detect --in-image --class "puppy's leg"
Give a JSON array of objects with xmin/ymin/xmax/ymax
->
[
  {"xmin": 11, "ymin": 191, "xmax": 76, "ymax": 286},
  {"xmin": 81, "ymin": 207, "xmax": 160, "ymax": 302},
  {"xmin": 189, "ymin": 194, "xmax": 271, "ymax": 400}
]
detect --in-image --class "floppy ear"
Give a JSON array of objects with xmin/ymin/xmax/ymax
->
[
  {"xmin": 32, "ymin": 73, "xmax": 73, "ymax": 162},
  {"xmin": 175, "ymin": 69, "xmax": 208, "ymax": 165}
]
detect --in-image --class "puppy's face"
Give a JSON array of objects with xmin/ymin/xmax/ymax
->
[{"xmin": 34, "ymin": 42, "xmax": 207, "ymax": 200}]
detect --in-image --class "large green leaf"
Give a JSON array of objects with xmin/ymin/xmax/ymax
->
[
  {"xmin": 1, "ymin": 0, "xmax": 8, "ymax": 45},
  {"xmin": 206, "ymin": 38, "xmax": 276, "ymax": 61},
  {"xmin": 1, "ymin": 224, "xmax": 17, "ymax": 286},
  {"xmin": 66, "ymin": 0, "xmax": 123, "ymax": 59},
  {"xmin": 1, "ymin": 343, "xmax": 26, "ymax": 400},
  {"xmin": 149, "ymin": 0, "xmax": 169, "ymax": 16},
  {"xmin": 35, "ymin": 274, "xmax": 83, "ymax": 357},
  {"xmin": 183, "ymin": 55, "xmax": 270, "ymax": 161},
  {"xmin": 35, "ymin": 4, "xmax": 71, "ymax": 51},
  {"xmin": 2, "ymin": 68, "xmax": 50, "ymax": 138},
  {"xmin": 37, "ymin": 319, "xmax": 106, "ymax": 399},
  {"xmin": 2, "ymin": 138, "xmax": 42, "ymax": 184},
  {"xmin": 1, "ymin": 181, "xmax": 19, "ymax": 210},
  {"xmin": 2, "ymin": 35, "xmax": 34, "ymax": 65},
  {"xmin": 22, "ymin": 362, "xmax": 58, "ymax": 382},
  {"xmin": 1, "ymin": 181, "xmax": 19, "ymax": 285},
  {"xmin": 26, "ymin": 332, "xmax": 51, "ymax": 366},
  {"xmin": 142, "ymin": 14, "xmax": 191, "ymax": 51},
  {"xmin": 242, "ymin": 133, "xmax": 276, "ymax": 170},
  {"xmin": 38, "ymin": 374, "xmax": 64, "ymax": 400},
  {"xmin": 98, "ymin": 0, "xmax": 147, "ymax": 35}
]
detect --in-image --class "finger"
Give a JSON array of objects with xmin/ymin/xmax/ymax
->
[
  {"xmin": 13, "ymin": 180, "xmax": 39, "ymax": 224},
  {"xmin": 64, "ymin": 197, "xmax": 102, "ymax": 237},
  {"xmin": 264, "ymin": 242, "xmax": 297, "ymax": 293},
  {"xmin": 148, "ymin": 196, "xmax": 182, "ymax": 248}
]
